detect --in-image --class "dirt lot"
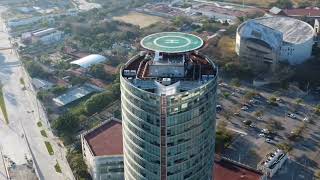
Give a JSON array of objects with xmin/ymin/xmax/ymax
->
[{"xmin": 113, "ymin": 12, "xmax": 166, "ymax": 28}]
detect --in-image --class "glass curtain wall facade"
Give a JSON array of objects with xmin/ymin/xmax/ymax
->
[{"xmin": 121, "ymin": 64, "xmax": 217, "ymax": 180}]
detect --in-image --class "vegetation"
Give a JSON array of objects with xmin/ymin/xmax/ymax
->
[
  {"xmin": 24, "ymin": 60, "xmax": 50, "ymax": 78},
  {"xmin": 19, "ymin": 77, "xmax": 25, "ymax": 85},
  {"xmin": 276, "ymin": 142, "xmax": 293, "ymax": 152},
  {"xmin": 54, "ymin": 161, "xmax": 62, "ymax": 173},
  {"xmin": 89, "ymin": 64, "xmax": 114, "ymax": 81},
  {"xmin": 268, "ymin": 96, "xmax": 278, "ymax": 106},
  {"xmin": 215, "ymin": 121, "xmax": 233, "ymax": 153},
  {"xmin": 52, "ymin": 76, "xmax": 120, "ymax": 144},
  {"xmin": 269, "ymin": 0, "xmax": 293, "ymax": 8},
  {"xmin": 67, "ymin": 149, "xmax": 90, "ymax": 179},
  {"xmin": 37, "ymin": 121, "xmax": 42, "ymax": 127},
  {"xmin": 0, "ymin": 85, "xmax": 8, "ymax": 124},
  {"xmin": 288, "ymin": 123, "xmax": 306, "ymax": 141},
  {"xmin": 230, "ymin": 78, "xmax": 241, "ymax": 87},
  {"xmin": 315, "ymin": 104, "xmax": 320, "ymax": 115},
  {"xmin": 40, "ymin": 130, "xmax": 48, "ymax": 137},
  {"xmin": 223, "ymin": 92, "xmax": 230, "ymax": 98},
  {"xmin": 244, "ymin": 91, "xmax": 258, "ymax": 100},
  {"xmin": 266, "ymin": 119, "xmax": 284, "ymax": 133},
  {"xmin": 44, "ymin": 141, "xmax": 54, "ymax": 155},
  {"xmin": 254, "ymin": 110, "xmax": 264, "ymax": 118}
]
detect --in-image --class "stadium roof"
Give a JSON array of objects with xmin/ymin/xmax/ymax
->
[
  {"xmin": 70, "ymin": 54, "xmax": 107, "ymax": 68},
  {"xmin": 140, "ymin": 32, "xmax": 203, "ymax": 53},
  {"xmin": 239, "ymin": 17, "xmax": 314, "ymax": 44}
]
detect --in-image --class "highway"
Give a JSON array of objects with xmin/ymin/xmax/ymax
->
[{"xmin": 0, "ymin": 6, "xmax": 74, "ymax": 180}]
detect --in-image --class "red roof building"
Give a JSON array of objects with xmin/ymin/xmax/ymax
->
[
  {"xmin": 81, "ymin": 119, "xmax": 265, "ymax": 180},
  {"xmin": 214, "ymin": 158, "xmax": 263, "ymax": 180}
]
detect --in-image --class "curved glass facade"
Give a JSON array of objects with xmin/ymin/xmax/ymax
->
[{"xmin": 121, "ymin": 62, "xmax": 217, "ymax": 180}]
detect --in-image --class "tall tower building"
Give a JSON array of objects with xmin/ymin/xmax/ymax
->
[{"xmin": 120, "ymin": 32, "xmax": 218, "ymax": 180}]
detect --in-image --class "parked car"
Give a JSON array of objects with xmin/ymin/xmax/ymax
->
[
  {"xmin": 241, "ymin": 106, "xmax": 249, "ymax": 111},
  {"xmin": 303, "ymin": 117, "xmax": 309, "ymax": 122},
  {"xmin": 242, "ymin": 120, "xmax": 252, "ymax": 126}
]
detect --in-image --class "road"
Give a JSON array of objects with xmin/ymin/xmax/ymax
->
[{"xmin": 0, "ymin": 6, "xmax": 74, "ymax": 180}]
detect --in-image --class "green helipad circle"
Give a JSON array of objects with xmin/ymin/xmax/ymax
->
[{"xmin": 141, "ymin": 32, "xmax": 204, "ymax": 53}]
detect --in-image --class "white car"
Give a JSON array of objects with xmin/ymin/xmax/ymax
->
[
  {"xmin": 303, "ymin": 117, "xmax": 309, "ymax": 122},
  {"xmin": 265, "ymin": 138, "xmax": 272, "ymax": 143},
  {"xmin": 287, "ymin": 113, "xmax": 297, "ymax": 119},
  {"xmin": 258, "ymin": 133, "xmax": 265, "ymax": 137},
  {"xmin": 257, "ymin": 116, "xmax": 263, "ymax": 120},
  {"xmin": 261, "ymin": 129, "xmax": 270, "ymax": 134},
  {"xmin": 241, "ymin": 106, "xmax": 249, "ymax": 111}
]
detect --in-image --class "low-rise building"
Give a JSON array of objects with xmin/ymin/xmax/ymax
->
[
  {"xmin": 31, "ymin": 78, "xmax": 54, "ymax": 90},
  {"xmin": 70, "ymin": 54, "xmax": 107, "ymax": 69},
  {"xmin": 82, "ymin": 119, "xmax": 266, "ymax": 180},
  {"xmin": 257, "ymin": 149, "xmax": 288, "ymax": 178},
  {"xmin": 52, "ymin": 83, "xmax": 103, "ymax": 106},
  {"xmin": 81, "ymin": 119, "xmax": 124, "ymax": 180},
  {"xmin": 22, "ymin": 28, "xmax": 63, "ymax": 45}
]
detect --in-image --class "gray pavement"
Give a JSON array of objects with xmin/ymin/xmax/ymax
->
[{"xmin": 0, "ymin": 6, "xmax": 74, "ymax": 180}]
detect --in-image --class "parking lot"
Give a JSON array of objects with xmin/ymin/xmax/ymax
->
[{"xmin": 216, "ymin": 80, "xmax": 320, "ymax": 178}]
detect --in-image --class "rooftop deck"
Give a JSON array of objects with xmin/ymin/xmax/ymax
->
[{"xmin": 84, "ymin": 120, "xmax": 123, "ymax": 156}]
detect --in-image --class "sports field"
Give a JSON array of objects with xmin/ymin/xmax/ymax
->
[{"xmin": 113, "ymin": 12, "xmax": 165, "ymax": 28}]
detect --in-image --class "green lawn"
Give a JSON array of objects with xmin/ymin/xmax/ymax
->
[
  {"xmin": 0, "ymin": 86, "xmax": 8, "ymax": 124},
  {"xmin": 54, "ymin": 161, "xmax": 62, "ymax": 173},
  {"xmin": 40, "ymin": 130, "xmax": 47, "ymax": 137},
  {"xmin": 44, "ymin": 141, "xmax": 54, "ymax": 155}
]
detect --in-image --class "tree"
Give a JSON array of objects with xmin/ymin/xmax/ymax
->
[
  {"xmin": 89, "ymin": 64, "xmax": 107, "ymax": 79},
  {"xmin": 230, "ymin": 78, "xmax": 241, "ymax": 87},
  {"xmin": 84, "ymin": 91, "xmax": 113, "ymax": 115},
  {"xmin": 24, "ymin": 61, "xmax": 49, "ymax": 78},
  {"xmin": 52, "ymin": 113, "xmax": 80, "ymax": 137},
  {"xmin": 316, "ymin": 104, "xmax": 320, "ymax": 115},
  {"xmin": 270, "ymin": 0, "xmax": 293, "ymax": 8},
  {"xmin": 297, "ymin": 1, "xmax": 312, "ymax": 8},
  {"xmin": 67, "ymin": 150, "xmax": 90, "ymax": 179},
  {"xmin": 173, "ymin": 16, "xmax": 191, "ymax": 27}
]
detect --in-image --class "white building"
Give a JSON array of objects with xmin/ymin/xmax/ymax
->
[
  {"xmin": 70, "ymin": 54, "xmax": 107, "ymax": 68},
  {"xmin": 81, "ymin": 119, "xmax": 124, "ymax": 180},
  {"xmin": 257, "ymin": 149, "xmax": 288, "ymax": 178},
  {"xmin": 31, "ymin": 28, "xmax": 63, "ymax": 45},
  {"xmin": 236, "ymin": 16, "xmax": 315, "ymax": 65}
]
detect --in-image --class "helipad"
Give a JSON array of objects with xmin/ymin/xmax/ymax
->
[{"xmin": 141, "ymin": 32, "xmax": 204, "ymax": 53}]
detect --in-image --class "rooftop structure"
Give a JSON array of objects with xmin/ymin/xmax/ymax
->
[
  {"xmin": 53, "ymin": 83, "xmax": 103, "ymax": 106},
  {"xmin": 214, "ymin": 158, "xmax": 263, "ymax": 180},
  {"xmin": 140, "ymin": 32, "xmax": 203, "ymax": 53},
  {"xmin": 31, "ymin": 78, "xmax": 54, "ymax": 90},
  {"xmin": 121, "ymin": 32, "xmax": 218, "ymax": 179},
  {"xmin": 238, "ymin": 17, "xmax": 314, "ymax": 45},
  {"xmin": 236, "ymin": 16, "xmax": 314, "ymax": 65},
  {"xmin": 83, "ymin": 120, "xmax": 123, "ymax": 156},
  {"xmin": 32, "ymin": 28, "xmax": 56, "ymax": 37},
  {"xmin": 70, "ymin": 54, "xmax": 107, "ymax": 68},
  {"xmin": 258, "ymin": 149, "xmax": 288, "ymax": 178},
  {"xmin": 269, "ymin": 6, "xmax": 320, "ymax": 18},
  {"xmin": 82, "ymin": 119, "xmax": 124, "ymax": 180}
]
